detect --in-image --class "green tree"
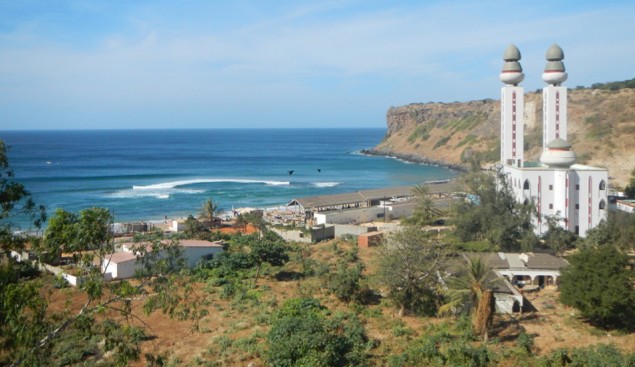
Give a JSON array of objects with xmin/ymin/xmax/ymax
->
[
  {"xmin": 183, "ymin": 214, "xmax": 206, "ymax": 238},
  {"xmin": 438, "ymin": 256, "xmax": 496, "ymax": 341},
  {"xmin": 325, "ymin": 260, "xmax": 365, "ymax": 303},
  {"xmin": 266, "ymin": 298, "xmax": 369, "ymax": 367},
  {"xmin": 403, "ymin": 184, "xmax": 441, "ymax": 227},
  {"xmin": 451, "ymin": 171, "xmax": 534, "ymax": 251},
  {"xmin": 542, "ymin": 213, "xmax": 578, "ymax": 254},
  {"xmin": 198, "ymin": 198, "xmax": 219, "ymax": 225},
  {"xmin": 0, "ymin": 140, "xmax": 46, "ymax": 254},
  {"xmin": 40, "ymin": 208, "xmax": 78, "ymax": 262},
  {"xmin": 39, "ymin": 207, "xmax": 113, "ymax": 265},
  {"xmin": 583, "ymin": 211, "xmax": 635, "ymax": 251},
  {"xmin": 625, "ymin": 168, "xmax": 635, "ymax": 198},
  {"xmin": 0, "ymin": 143, "xmax": 204, "ymax": 366},
  {"xmin": 376, "ymin": 226, "xmax": 448, "ymax": 316},
  {"xmin": 248, "ymin": 231, "xmax": 289, "ymax": 284},
  {"xmin": 559, "ymin": 245, "xmax": 635, "ymax": 329}
]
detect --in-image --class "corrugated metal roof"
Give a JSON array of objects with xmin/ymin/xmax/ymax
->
[
  {"xmin": 289, "ymin": 192, "xmax": 366, "ymax": 210},
  {"xmin": 358, "ymin": 186, "xmax": 415, "ymax": 201},
  {"xmin": 288, "ymin": 181, "xmax": 457, "ymax": 211},
  {"xmin": 525, "ymin": 253, "xmax": 568, "ymax": 269}
]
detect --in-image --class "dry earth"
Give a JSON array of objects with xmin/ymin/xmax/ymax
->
[{"xmin": 45, "ymin": 238, "xmax": 634, "ymax": 366}]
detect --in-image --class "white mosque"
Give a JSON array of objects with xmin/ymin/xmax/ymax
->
[{"xmin": 498, "ymin": 44, "xmax": 608, "ymax": 237}]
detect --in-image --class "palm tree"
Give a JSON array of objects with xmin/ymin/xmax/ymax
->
[
  {"xmin": 198, "ymin": 199, "xmax": 219, "ymax": 226},
  {"xmin": 438, "ymin": 255, "xmax": 496, "ymax": 341},
  {"xmin": 404, "ymin": 184, "xmax": 442, "ymax": 227}
]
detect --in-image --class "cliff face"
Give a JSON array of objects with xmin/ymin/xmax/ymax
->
[{"xmin": 372, "ymin": 88, "xmax": 635, "ymax": 187}]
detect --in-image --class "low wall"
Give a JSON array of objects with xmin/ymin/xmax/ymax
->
[{"xmin": 333, "ymin": 224, "xmax": 377, "ymax": 237}]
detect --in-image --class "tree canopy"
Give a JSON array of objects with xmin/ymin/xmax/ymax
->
[
  {"xmin": 0, "ymin": 140, "xmax": 46, "ymax": 254},
  {"xmin": 559, "ymin": 245, "xmax": 635, "ymax": 329},
  {"xmin": 450, "ymin": 171, "xmax": 535, "ymax": 251},
  {"xmin": 376, "ymin": 225, "xmax": 448, "ymax": 316}
]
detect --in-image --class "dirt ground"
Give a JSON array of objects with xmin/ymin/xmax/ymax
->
[
  {"xmin": 515, "ymin": 288, "xmax": 635, "ymax": 354},
  {"xmin": 45, "ymin": 240, "xmax": 634, "ymax": 366}
]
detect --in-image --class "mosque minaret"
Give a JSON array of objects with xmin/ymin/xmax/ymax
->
[{"xmin": 498, "ymin": 44, "xmax": 608, "ymax": 237}]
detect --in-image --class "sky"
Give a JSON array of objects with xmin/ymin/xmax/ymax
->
[{"xmin": 1, "ymin": 0, "xmax": 634, "ymax": 130}]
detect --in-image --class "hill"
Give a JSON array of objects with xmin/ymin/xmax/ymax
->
[{"xmin": 368, "ymin": 82, "xmax": 635, "ymax": 187}]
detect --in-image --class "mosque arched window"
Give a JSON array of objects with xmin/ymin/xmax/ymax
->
[
  {"xmin": 523, "ymin": 180, "xmax": 530, "ymax": 190},
  {"xmin": 599, "ymin": 180, "xmax": 606, "ymax": 190},
  {"xmin": 599, "ymin": 200, "xmax": 606, "ymax": 210}
]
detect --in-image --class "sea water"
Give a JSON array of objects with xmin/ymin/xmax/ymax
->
[{"xmin": 1, "ymin": 129, "xmax": 458, "ymax": 229}]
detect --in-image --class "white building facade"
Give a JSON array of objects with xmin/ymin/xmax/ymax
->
[{"xmin": 498, "ymin": 44, "xmax": 608, "ymax": 237}]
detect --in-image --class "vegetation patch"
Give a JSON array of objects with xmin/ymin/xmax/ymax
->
[{"xmin": 433, "ymin": 136, "xmax": 452, "ymax": 150}]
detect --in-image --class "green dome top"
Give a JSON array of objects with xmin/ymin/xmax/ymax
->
[
  {"xmin": 502, "ymin": 61, "xmax": 523, "ymax": 72},
  {"xmin": 544, "ymin": 60, "xmax": 565, "ymax": 72},
  {"xmin": 546, "ymin": 44, "xmax": 564, "ymax": 61},
  {"xmin": 503, "ymin": 44, "xmax": 521, "ymax": 61}
]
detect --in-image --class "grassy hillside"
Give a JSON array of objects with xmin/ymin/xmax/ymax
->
[{"xmin": 373, "ymin": 82, "xmax": 635, "ymax": 187}]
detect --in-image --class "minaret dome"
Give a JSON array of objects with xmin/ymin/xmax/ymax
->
[
  {"xmin": 542, "ymin": 44, "xmax": 568, "ymax": 85},
  {"xmin": 499, "ymin": 44, "xmax": 524, "ymax": 85},
  {"xmin": 539, "ymin": 138, "xmax": 577, "ymax": 168}
]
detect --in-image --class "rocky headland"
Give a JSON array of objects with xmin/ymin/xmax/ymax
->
[{"xmin": 368, "ymin": 85, "xmax": 635, "ymax": 187}]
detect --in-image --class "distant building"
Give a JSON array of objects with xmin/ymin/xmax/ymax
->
[
  {"xmin": 616, "ymin": 199, "xmax": 635, "ymax": 214},
  {"xmin": 445, "ymin": 252, "xmax": 568, "ymax": 314},
  {"xmin": 102, "ymin": 239, "xmax": 224, "ymax": 280},
  {"xmin": 497, "ymin": 44, "xmax": 608, "ymax": 236}
]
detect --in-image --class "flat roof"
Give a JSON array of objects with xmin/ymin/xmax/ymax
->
[
  {"xmin": 288, "ymin": 181, "xmax": 457, "ymax": 211},
  {"xmin": 104, "ymin": 251, "xmax": 138, "ymax": 264}
]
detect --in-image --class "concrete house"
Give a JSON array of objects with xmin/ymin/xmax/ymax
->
[
  {"xmin": 103, "ymin": 239, "xmax": 224, "ymax": 280},
  {"xmin": 445, "ymin": 252, "xmax": 568, "ymax": 314}
]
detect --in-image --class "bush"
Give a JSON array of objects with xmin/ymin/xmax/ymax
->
[
  {"xmin": 324, "ymin": 261, "xmax": 365, "ymax": 303},
  {"xmin": 266, "ymin": 298, "xmax": 370, "ymax": 367},
  {"xmin": 559, "ymin": 246, "xmax": 635, "ymax": 329}
]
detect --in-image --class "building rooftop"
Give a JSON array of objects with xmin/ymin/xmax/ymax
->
[{"xmin": 288, "ymin": 181, "xmax": 457, "ymax": 211}]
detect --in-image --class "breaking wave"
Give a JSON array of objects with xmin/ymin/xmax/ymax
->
[{"xmin": 132, "ymin": 178, "xmax": 290, "ymax": 190}]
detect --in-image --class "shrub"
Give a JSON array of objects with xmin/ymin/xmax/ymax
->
[
  {"xmin": 266, "ymin": 298, "xmax": 370, "ymax": 367},
  {"xmin": 559, "ymin": 246, "xmax": 635, "ymax": 329}
]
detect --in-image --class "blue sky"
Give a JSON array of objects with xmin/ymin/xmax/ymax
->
[{"xmin": 1, "ymin": 0, "xmax": 634, "ymax": 130}]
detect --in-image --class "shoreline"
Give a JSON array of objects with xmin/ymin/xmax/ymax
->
[{"xmin": 359, "ymin": 148, "xmax": 469, "ymax": 174}]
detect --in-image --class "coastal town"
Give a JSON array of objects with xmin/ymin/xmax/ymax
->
[{"xmin": 2, "ymin": 38, "xmax": 635, "ymax": 367}]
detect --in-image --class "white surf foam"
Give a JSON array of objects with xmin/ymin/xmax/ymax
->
[
  {"xmin": 312, "ymin": 182, "xmax": 341, "ymax": 188},
  {"xmin": 132, "ymin": 178, "xmax": 289, "ymax": 190}
]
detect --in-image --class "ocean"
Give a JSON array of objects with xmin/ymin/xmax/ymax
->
[{"xmin": 1, "ymin": 129, "xmax": 458, "ymax": 230}]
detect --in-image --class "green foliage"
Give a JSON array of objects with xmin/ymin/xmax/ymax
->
[
  {"xmin": 324, "ymin": 260, "xmax": 365, "ymax": 303},
  {"xmin": 624, "ymin": 167, "xmax": 635, "ymax": 198},
  {"xmin": 515, "ymin": 332, "xmax": 534, "ymax": 355},
  {"xmin": 538, "ymin": 344, "xmax": 635, "ymax": 367},
  {"xmin": 446, "ymin": 112, "xmax": 486, "ymax": 133},
  {"xmin": 450, "ymin": 171, "xmax": 535, "ymax": 251},
  {"xmin": 388, "ymin": 321, "xmax": 491, "ymax": 367},
  {"xmin": 40, "ymin": 207, "xmax": 114, "ymax": 265},
  {"xmin": 266, "ymin": 298, "xmax": 370, "ymax": 367},
  {"xmin": 582, "ymin": 210, "xmax": 635, "ymax": 251},
  {"xmin": 403, "ymin": 184, "xmax": 441, "ymax": 227},
  {"xmin": 559, "ymin": 246, "xmax": 635, "ymax": 329},
  {"xmin": 456, "ymin": 134, "xmax": 477, "ymax": 148},
  {"xmin": 590, "ymin": 78, "xmax": 635, "ymax": 90},
  {"xmin": 542, "ymin": 214, "xmax": 578, "ymax": 253},
  {"xmin": 184, "ymin": 214, "xmax": 206, "ymax": 238},
  {"xmin": 0, "ymin": 140, "xmax": 46, "ymax": 254},
  {"xmin": 198, "ymin": 198, "xmax": 219, "ymax": 224},
  {"xmin": 408, "ymin": 123, "xmax": 432, "ymax": 143},
  {"xmin": 438, "ymin": 256, "xmax": 495, "ymax": 318},
  {"xmin": 248, "ymin": 231, "xmax": 290, "ymax": 284},
  {"xmin": 376, "ymin": 226, "xmax": 448, "ymax": 316},
  {"xmin": 433, "ymin": 136, "xmax": 451, "ymax": 150}
]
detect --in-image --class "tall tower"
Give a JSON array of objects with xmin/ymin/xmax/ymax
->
[
  {"xmin": 542, "ymin": 44, "xmax": 568, "ymax": 151},
  {"xmin": 499, "ymin": 44, "xmax": 525, "ymax": 167}
]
